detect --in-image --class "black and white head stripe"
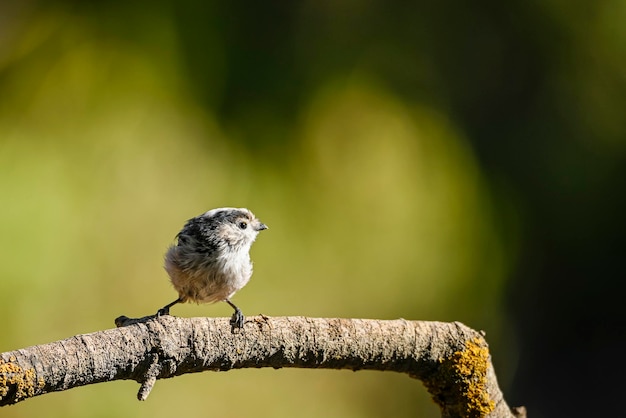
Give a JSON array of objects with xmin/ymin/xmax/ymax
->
[{"xmin": 202, "ymin": 208, "xmax": 253, "ymax": 225}]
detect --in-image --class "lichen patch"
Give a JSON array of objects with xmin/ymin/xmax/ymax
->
[
  {"xmin": 423, "ymin": 337, "xmax": 495, "ymax": 418},
  {"xmin": 0, "ymin": 359, "xmax": 41, "ymax": 403}
]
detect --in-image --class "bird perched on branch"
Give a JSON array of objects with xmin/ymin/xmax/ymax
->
[{"xmin": 157, "ymin": 207, "xmax": 267, "ymax": 331}]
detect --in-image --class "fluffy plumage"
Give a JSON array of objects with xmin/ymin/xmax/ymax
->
[{"xmin": 157, "ymin": 207, "xmax": 267, "ymax": 330}]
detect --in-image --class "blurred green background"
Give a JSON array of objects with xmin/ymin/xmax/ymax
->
[{"xmin": 1, "ymin": 1, "xmax": 624, "ymax": 417}]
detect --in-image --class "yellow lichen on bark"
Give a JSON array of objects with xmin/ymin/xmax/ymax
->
[
  {"xmin": 0, "ymin": 358, "xmax": 44, "ymax": 403},
  {"xmin": 451, "ymin": 337, "xmax": 495, "ymax": 417},
  {"xmin": 423, "ymin": 336, "xmax": 495, "ymax": 418}
]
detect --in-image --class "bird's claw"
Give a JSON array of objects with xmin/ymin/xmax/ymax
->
[
  {"xmin": 230, "ymin": 309, "xmax": 245, "ymax": 332},
  {"xmin": 156, "ymin": 307, "xmax": 170, "ymax": 317}
]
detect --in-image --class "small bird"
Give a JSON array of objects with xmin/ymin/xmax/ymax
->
[{"xmin": 157, "ymin": 207, "xmax": 267, "ymax": 331}]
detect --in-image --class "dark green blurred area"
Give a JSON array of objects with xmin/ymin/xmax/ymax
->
[{"xmin": 1, "ymin": 1, "xmax": 624, "ymax": 417}]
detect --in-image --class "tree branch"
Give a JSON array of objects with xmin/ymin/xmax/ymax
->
[{"xmin": 0, "ymin": 315, "xmax": 525, "ymax": 418}]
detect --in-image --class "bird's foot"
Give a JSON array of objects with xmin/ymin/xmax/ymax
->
[
  {"xmin": 156, "ymin": 307, "xmax": 170, "ymax": 317},
  {"xmin": 230, "ymin": 309, "xmax": 245, "ymax": 332},
  {"xmin": 156, "ymin": 298, "xmax": 181, "ymax": 317}
]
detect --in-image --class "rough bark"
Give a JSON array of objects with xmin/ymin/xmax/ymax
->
[{"xmin": 0, "ymin": 315, "xmax": 525, "ymax": 418}]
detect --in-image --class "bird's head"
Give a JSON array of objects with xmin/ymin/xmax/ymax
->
[{"xmin": 200, "ymin": 207, "xmax": 267, "ymax": 250}]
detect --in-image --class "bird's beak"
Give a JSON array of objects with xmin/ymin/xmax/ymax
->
[{"xmin": 255, "ymin": 222, "xmax": 268, "ymax": 231}]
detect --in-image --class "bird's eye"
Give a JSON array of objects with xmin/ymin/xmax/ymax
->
[{"xmin": 238, "ymin": 221, "xmax": 248, "ymax": 230}]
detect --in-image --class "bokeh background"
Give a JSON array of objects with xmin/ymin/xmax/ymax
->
[{"xmin": 1, "ymin": 1, "xmax": 624, "ymax": 417}]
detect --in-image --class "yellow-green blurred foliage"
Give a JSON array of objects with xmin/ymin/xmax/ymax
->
[{"xmin": 0, "ymin": 6, "xmax": 509, "ymax": 418}]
